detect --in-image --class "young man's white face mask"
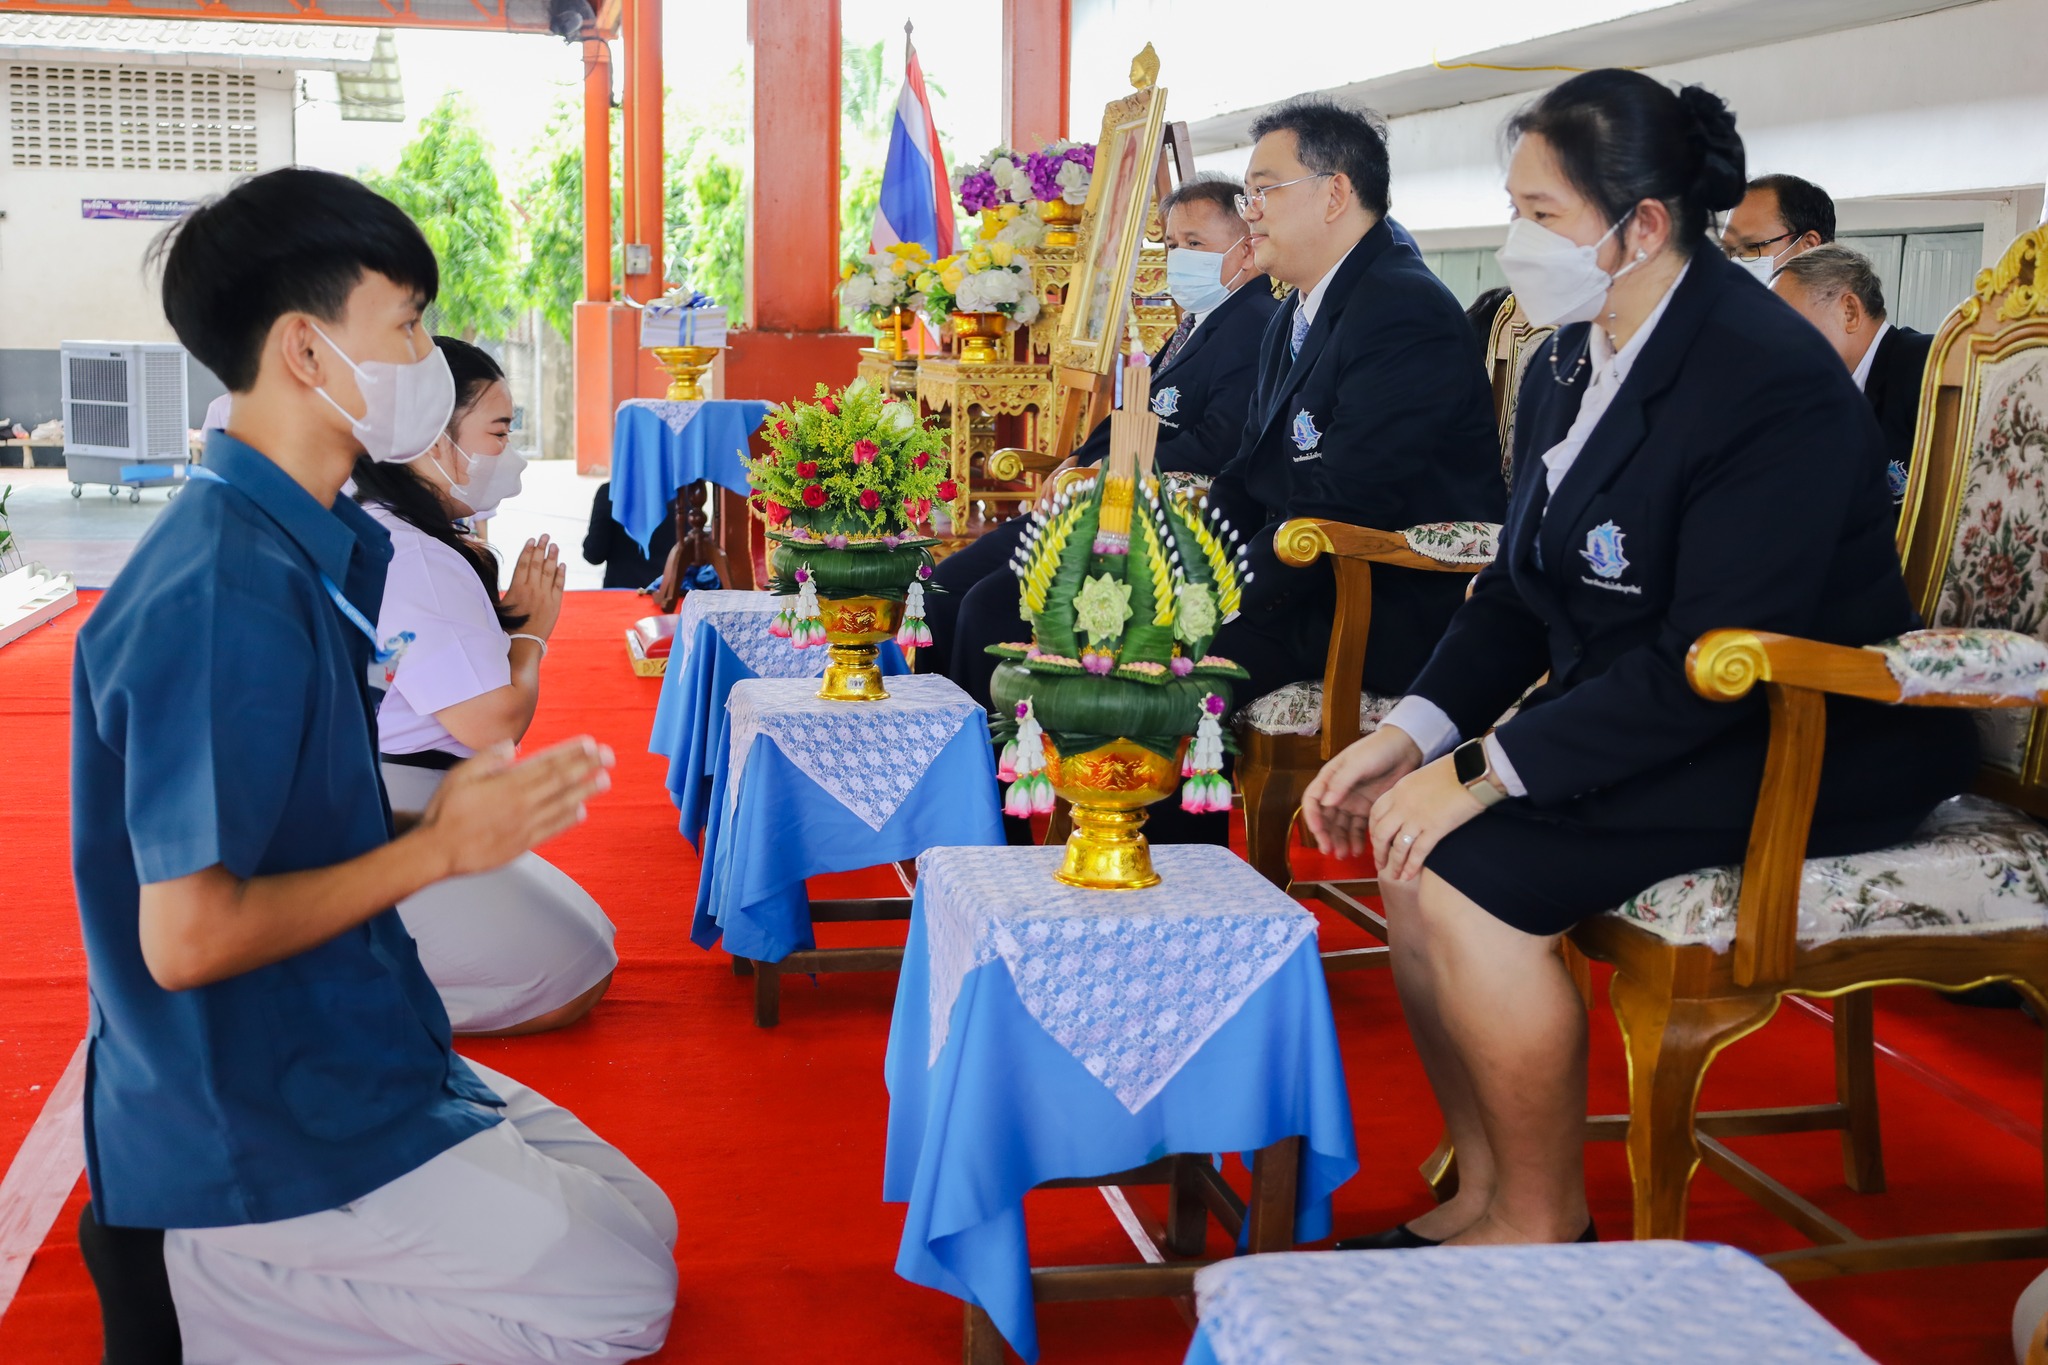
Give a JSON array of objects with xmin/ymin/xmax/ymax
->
[{"xmin": 308, "ymin": 322, "xmax": 456, "ymax": 463}]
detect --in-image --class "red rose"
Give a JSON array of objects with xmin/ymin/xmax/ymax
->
[
  {"xmin": 859, "ymin": 489, "xmax": 880, "ymax": 510},
  {"xmin": 936, "ymin": 479, "xmax": 958, "ymax": 501},
  {"xmin": 904, "ymin": 495, "xmax": 932, "ymax": 522},
  {"xmin": 852, "ymin": 439, "xmax": 879, "ymax": 464},
  {"xmin": 763, "ymin": 500, "xmax": 789, "ymax": 526},
  {"xmin": 912, "ymin": 452, "xmax": 931, "ymax": 470},
  {"xmin": 823, "ymin": 396, "xmax": 840, "ymax": 415},
  {"xmin": 796, "ymin": 460, "xmax": 819, "ymax": 479},
  {"xmin": 774, "ymin": 419, "xmax": 790, "ymax": 439},
  {"xmin": 802, "ymin": 485, "xmax": 827, "ymax": 508}
]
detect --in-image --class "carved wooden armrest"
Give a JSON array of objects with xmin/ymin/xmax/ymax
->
[
  {"xmin": 1688, "ymin": 628, "xmax": 2048, "ymax": 709},
  {"xmin": 985, "ymin": 446, "xmax": 1065, "ymax": 483},
  {"xmin": 1276, "ymin": 518, "xmax": 1501, "ymax": 574},
  {"xmin": 1684, "ymin": 627, "xmax": 2048, "ymax": 990}
]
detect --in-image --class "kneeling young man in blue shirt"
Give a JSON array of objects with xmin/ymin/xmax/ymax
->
[{"xmin": 73, "ymin": 167, "xmax": 677, "ymax": 1363}]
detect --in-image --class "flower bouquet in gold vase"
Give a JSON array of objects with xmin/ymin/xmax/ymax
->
[
  {"xmin": 746, "ymin": 380, "xmax": 955, "ymax": 701},
  {"xmin": 987, "ymin": 369, "xmax": 1250, "ymax": 888}
]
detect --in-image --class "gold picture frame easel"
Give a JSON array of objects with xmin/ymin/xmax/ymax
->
[{"xmin": 1053, "ymin": 45, "xmax": 1169, "ymax": 375}]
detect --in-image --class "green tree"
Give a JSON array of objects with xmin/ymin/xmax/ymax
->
[
  {"xmin": 512, "ymin": 100, "xmax": 623, "ymax": 341},
  {"xmin": 662, "ymin": 70, "xmax": 749, "ymax": 316},
  {"xmin": 365, "ymin": 94, "xmax": 516, "ymax": 341}
]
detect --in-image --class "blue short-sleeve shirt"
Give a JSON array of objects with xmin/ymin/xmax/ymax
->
[{"xmin": 72, "ymin": 432, "xmax": 501, "ymax": 1230}]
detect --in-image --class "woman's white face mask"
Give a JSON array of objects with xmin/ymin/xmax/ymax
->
[
  {"xmin": 307, "ymin": 323, "xmax": 456, "ymax": 464},
  {"xmin": 436, "ymin": 439, "xmax": 526, "ymax": 520},
  {"xmin": 1493, "ymin": 209, "xmax": 1647, "ymax": 328}
]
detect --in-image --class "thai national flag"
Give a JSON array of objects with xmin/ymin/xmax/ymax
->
[{"xmin": 872, "ymin": 38, "xmax": 955, "ymax": 259}]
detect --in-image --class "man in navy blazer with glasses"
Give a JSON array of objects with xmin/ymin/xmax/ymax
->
[{"xmin": 1206, "ymin": 97, "xmax": 1503, "ymax": 704}]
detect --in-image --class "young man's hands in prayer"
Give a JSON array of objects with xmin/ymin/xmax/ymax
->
[{"xmin": 421, "ymin": 736, "xmax": 613, "ymax": 879}]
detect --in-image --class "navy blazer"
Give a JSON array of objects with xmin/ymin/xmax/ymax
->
[
  {"xmin": 1865, "ymin": 323, "xmax": 1934, "ymax": 507},
  {"xmin": 1210, "ymin": 217, "xmax": 1505, "ymax": 692},
  {"xmin": 1408, "ymin": 251, "xmax": 1973, "ymax": 830},
  {"xmin": 1074, "ymin": 277, "xmax": 1279, "ymax": 477}
]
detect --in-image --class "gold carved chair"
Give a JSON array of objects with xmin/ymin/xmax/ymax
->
[
  {"xmin": 1560, "ymin": 226, "xmax": 2048, "ymax": 1272},
  {"xmin": 1233, "ymin": 296, "xmax": 1549, "ymax": 919}
]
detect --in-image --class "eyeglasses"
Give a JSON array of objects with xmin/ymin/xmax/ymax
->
[
  {"xmin": 1725, "ymin": 230, "xmax": 1794, "ymax": 262},
  {"xmin": 1234, "ymin": 173, "xmax": 1332, "ymax": 217}
]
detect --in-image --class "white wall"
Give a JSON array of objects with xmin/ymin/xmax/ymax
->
[
  {"xmin": 1160, "ymin": 0, "xmax": 2048, "ymax": 268},
  {"xmin": 0, "ymin": 66, "xmax": 297, "ymax": 352}
]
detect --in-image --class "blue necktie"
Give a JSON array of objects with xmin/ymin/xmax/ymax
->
[{"xmin": 1289, "ymin": 306, "xmax": 1311, "ymax": 359}]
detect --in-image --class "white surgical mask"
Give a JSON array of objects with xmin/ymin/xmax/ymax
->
[
  {"xmin": 308, "ymin": 323, "xmax": 456, "ymax": 464},
  {"xmin": 1494, "ymin": 212, "xmax": 1645, "ymax": 328},
  {"xmin": 456, "ymin": 444, "xmax": 527, "ymax": 521},
  {"xmin": 1164, "ymin": 237, "xmax": 1248, "ymax": 316},
  {"xmin": 1735, "ymin": 245, "xmax": 1792, "ymax": 286}
]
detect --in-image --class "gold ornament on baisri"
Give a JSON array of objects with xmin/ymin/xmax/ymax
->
[{"xmin": 1046, "ymin": 737, "xmax": 1184, "ymax": 889}]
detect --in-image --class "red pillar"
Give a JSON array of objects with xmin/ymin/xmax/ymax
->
[
  {"xmin": 621, "ymin": 0, "xmax": 663, "ymax": 301},
  {"xmin": 581, "ymin": 38, "xmax": 612, "ymax": 303},
  {"xmin": 1002, "ymin": 0, "xmax": 1069, "ymax": 149},
  {"xmin": 727, "ymin": 0, "xmax": 865, "ymax": 402}
]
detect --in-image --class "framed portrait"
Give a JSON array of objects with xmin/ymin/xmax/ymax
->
[{"xmin": 1055, "ymin": 64, "xmax": 1169, "ymax": 375}]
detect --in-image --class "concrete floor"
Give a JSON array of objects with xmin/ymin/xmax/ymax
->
[{"xmin": 2, "ymin": 459, "xmax": 611, "ymax": 592}]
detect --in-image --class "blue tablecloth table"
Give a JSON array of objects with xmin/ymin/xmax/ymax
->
[
  {"xmin": 646, "ymin": 590, "xmax": 905, "ymax": 845},
  {"xmin": 691, "ymin": 674, "xmax": 1003, "ymax": 1024},
  {"xmin": 1182, "ymin": 1242, "xmax": 1874, "ymax": 1364},
  {"xmin": 609, "ymin": 398, "xmax": 771, "ymax": 550},
  {"xmin": 885, "ymin": 844, "xmax": 1359, "ymax": 1364}
]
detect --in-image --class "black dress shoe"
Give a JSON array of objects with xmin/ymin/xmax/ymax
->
[{"xmin": 1333, "ymin": 1222, "xmax": 1443, "ymax": 1251}]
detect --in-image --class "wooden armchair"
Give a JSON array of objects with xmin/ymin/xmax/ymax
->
[
  {"xmin": 1233, "ymin": 295, "xmax": 1549, "ymax": 905},
  {"xmin": 1563, "ymin": 226, "xmax": 2048, "ymax": 1271}
]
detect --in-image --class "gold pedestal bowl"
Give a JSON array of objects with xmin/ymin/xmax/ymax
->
[
  {"xmin": 815, "ymin": 594, "xmax": 903, "ymax": 702},
  {"xmin": 950, "ymin": 311, "xmax": 1009, "ymax": 365},
  {"xmin": 651, "ymin": 345, "xmax": 719, "ymax": 401},
  {"xmin": 1040, "ymin": 197, "xmax": 1084, "ymax": 248},
  {"xmin": 1045, "ymin": 736, "xmax": 1187, "ymax": 889}
]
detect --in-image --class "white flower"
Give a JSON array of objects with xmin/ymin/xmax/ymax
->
[
  {"xmin": 882, "ymin": 401, "xmax": 915, "ymax": 432},
  {"xmin": 991, "ymin": 156, "xmax": 1016, "ymax": 179},
  {"xmin": 1055, "ymin": 160, "xmax": 1091, "ymax": 204},
  {"xmin": 1014, "ymin": 293, "xmax": 1043, "ymax": 325}
]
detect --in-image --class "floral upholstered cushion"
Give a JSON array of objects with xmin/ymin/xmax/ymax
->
[
  {"xmin": 1872, "ymin": 627, "xmax": 2048, "ymax": 700},
  {"xmin": 1240, "ymin": 682, "xmax": 1401, "ymax": 737},
  {"xmin": 1934, "ymin": 354, "xmax": 2048, "ymax": 637},
  {"xmin": 1403, "ymin": 521, "xmax": 1501, "ymax": 566},
  {"xmin": 1609, "ymin": 795, "xmax": 2048, "ymax": 950}
]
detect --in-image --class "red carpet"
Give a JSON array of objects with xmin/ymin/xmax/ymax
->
[{"xmin": 0, "ymin": 590, "xmax": 2043, "ymax": 1361}]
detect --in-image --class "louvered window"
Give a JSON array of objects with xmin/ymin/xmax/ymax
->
[{"xmin": 7, "ymin": 62, "xmax": 258, "ymax": 171}]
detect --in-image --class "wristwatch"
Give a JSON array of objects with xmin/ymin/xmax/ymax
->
[{"xmin": 1452, "ymin": 738, "xmax": 1508, "ymax": 808}]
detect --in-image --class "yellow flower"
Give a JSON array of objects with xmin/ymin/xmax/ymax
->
[
  {"xmin": 891, "ymin": 257, "xmax": 910, "ymax": 276},
  {"xmin": 840, "ymin": 262, "xmax": 857, "ymax": 281},
  {"xmin": 987, "ymin": 241, "xmax": 1015, "ymax": 268},
  {"xmin": 966, "ymin": 247, "xmax": 992, "ymax": 271},
  {"xmin": 887, "ymin": 242, "xmax": 930, "ymax": 263},
  {"xmin": 940, "ymin": 266, "xmax": 966, "ymax": 292}
]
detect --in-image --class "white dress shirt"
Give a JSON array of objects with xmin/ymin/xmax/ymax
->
[
  {"xmin": 1379, "ymin": 263, "xmax": 1691, "ymax": 796},
  {"xmin": 1295, "ymin": 238, "xmax": 1361, "ymax": 330},
  {"xmin": 1851, "ymin": 320, "xmax": 1892, "ymax": 393}
]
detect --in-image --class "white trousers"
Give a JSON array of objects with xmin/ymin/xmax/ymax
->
[
  {"xmin": 383, "ymin": 762, "xmax": 619, "ymax": 1033},
  {"xmin": 164, "ymin": 1061, "xmax": 679, "ymax": 1365}
]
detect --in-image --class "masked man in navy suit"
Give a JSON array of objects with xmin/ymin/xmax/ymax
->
[
  {"xmin": 1206, "ymin": 97, "xmax": 1504, "ymax": 704},
  {"xmin": 920, "ymin": 175, "xmax": 1281, "ymax": 711}
]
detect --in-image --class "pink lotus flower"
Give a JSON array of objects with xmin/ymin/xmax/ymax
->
[{"xmin": 852, "ymin": 439, "xmax": 879, "ymax": 464}]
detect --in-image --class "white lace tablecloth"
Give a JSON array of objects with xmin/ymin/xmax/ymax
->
[
  {"xmin": 674, "ymin": 589, "xmax": 825, "ymax": 679},
  {"xmin": 1191, "ymin": 1243, "xmax": 1873, "ymax": 1365},
  {"xmin": 620, "ymin": 397, "xmax": 706, "ymax": 435},
  {"xmin": 919, "ymin": 844, "xmax": 1318, "ymax": 1115},
  {"xmin": 727, "ymin": 675, "xmax": 985, "ymax": 832}
]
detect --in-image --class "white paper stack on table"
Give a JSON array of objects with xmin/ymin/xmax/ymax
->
[{"xmin": 639, "ymin": 301, "xmax": 729, "ymax": 349}]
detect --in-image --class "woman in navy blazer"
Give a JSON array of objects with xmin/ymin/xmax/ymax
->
[{"xmin": 1301, "ymin": 71, "xmax": 1975, "ymax": 1251}]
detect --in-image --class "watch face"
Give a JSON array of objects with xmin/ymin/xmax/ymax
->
[{"xmin": 1453, "ymin": 740, "xmax": 1487, "ymax": 785}]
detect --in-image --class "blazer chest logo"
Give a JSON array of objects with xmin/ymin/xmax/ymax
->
[
  {"xmin": 1151, "ymin": 386, "xmax": 1181, "ymax": 418},
  {"xmin": 1290, "ymin": 409, "xmax": 1323, "ymax": 455},
  {"xmin": 1579, "ymin": 521, "xmax": 1630, "ymax": 580}
]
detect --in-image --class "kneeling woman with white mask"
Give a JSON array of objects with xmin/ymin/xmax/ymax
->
[{"xmin": 355, "ymin": 336, "xmax": 617, "ymax": 1036}]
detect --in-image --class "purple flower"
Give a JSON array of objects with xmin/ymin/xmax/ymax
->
[
  {"xmin": 1015, "ymin": 701, "xmax": 1030, "ymax": 719},
  {"xmin": 882, "ymin": 535, "xmax": 901, "ymax": 549},
  {"xmin": 1203, "ymin": 693, "xmax": 1226, "ymax": 716},
  {"xmin": 958, "ymin": 170, "xmax": 1004, "ymax": 214},
  {"xmin": 917, "ymin": 563, "xmax": 932, "ymax": 580},
  {"xmin": 826, "ymin": 534, "xmax": 849, "ymax": 549},
  {"xmin": 1170, "ymin": 656, "xmax": 1194, "ymax": 676},
  {"xmin": 1026, "ymin": 145, "xmax": 1095, "ymax": 202},
  {"xmin": 1083, "ymin": 653, "xmax": 1113, "ymax": 675},
  {"xmin": 794, "ymin": 568, "xmax": 810, "ymax": 583}
]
